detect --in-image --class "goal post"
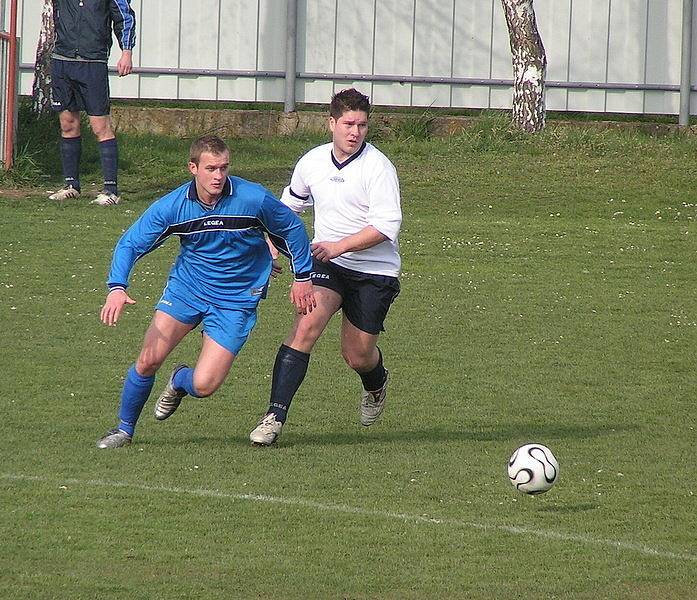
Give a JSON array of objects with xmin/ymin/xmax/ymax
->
[{"xmin": 0, "ymin": 0, "xmax": 18, "ymax": 170}]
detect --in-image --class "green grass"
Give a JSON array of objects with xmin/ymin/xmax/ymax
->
[{"xmin": 1, "ymin": 110, "xmax": 696, "ymax": 599}]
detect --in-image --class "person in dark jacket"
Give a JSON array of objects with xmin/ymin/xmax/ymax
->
[{"xmin": 48, "ymin": 0, "xmax": 136, "ymax": 206}]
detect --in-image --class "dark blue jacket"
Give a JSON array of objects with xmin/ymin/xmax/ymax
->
[{"xmin": 53, "ymin": 0, "xmax": 136, "ymax": 62}]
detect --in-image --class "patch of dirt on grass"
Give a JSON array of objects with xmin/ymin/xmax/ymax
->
[{"xmin": 0, "ymin": 187, "xmax": 45, "ymax": 200}]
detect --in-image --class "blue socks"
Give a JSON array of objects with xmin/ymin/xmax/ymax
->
[
  {"xmin": 60, "ymin": 136, "xmax": 81, "ymax": 191},
  {"xmin": 117, "ymin": 365, "xmax": 155, "ymax": 437},
  {"xmin": 98, "ymin": 137, "xmax": 119, "ymax": 195},
  {"xmin": 172, "ymin": 367, "xmax": 203, "ymax": 398}
]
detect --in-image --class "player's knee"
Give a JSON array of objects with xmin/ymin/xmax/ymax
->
[
  {"xmin": 93, "ymin": 127, "xmax": 115, "ymax": 142},
  {"xmin": 291, "ymin": 320, "xmax": 322, "ymax": 348},
  {"xmin": 90, "ymin": 118, "xmax": 114, "ymax": 141},
  {"xmin": 191, "ymin": 377, "xmax": 220, "ymax": 398},
  {"xmin": 59, "ymin": 115, "xmax": 80, "ymax": 137},
  {"xmin": 341, "ymin": 348, "xmax": 372, "ymax": 372},
  {"xmin": 135, "ymin": 356, "xmax": 162, "ymax": 376}
]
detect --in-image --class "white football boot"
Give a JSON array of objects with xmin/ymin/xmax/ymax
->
[
  {"xmin": 48, "ymin": 185, "xmax": 81, "ymax": 201},
  {"xmin": 91, "ymin": 191, "xmax": 121, "ymax": 206},
  {"xmin": 250, "ymin": 413, "xmax": 283, "ymax": 446}
]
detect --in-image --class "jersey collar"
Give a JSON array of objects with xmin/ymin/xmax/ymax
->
[
  {"xmin": 331, "ymin": 141, "xmax": 367, "ymax": 170},
  {"xmin": 186, "ymin": 176, "xmax": 233, "ymax": 209}
]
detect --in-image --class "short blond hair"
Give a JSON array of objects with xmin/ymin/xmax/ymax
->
[{"xmin": 189, "ymin": 135, "xmax": 229, "ymax": 165}]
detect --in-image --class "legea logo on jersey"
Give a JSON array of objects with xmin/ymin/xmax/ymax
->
[
  {"xmin": 203, "ymin": 219, "xmax": 224, "ymax": 227},
  {"xmin": 330, "ymin": 176, "xmax": 344, "ymax": 183}
]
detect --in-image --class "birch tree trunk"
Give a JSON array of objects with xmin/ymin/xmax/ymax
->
[
  {"xmin": 501, "ymin": 0, "xmax": 547, "ymax": 132},
  {"xmin": 32, "ymin": 0, "xmax": 55, "ymax": 116}
]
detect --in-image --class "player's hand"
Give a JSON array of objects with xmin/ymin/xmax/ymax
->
[
  {"xmin": 117, "ymin": 50, "xmax": 133, "ymax": 76},
  {"xmin": 311, "ymin": 241, "xmax": 343, "ymax": 262},
  {"xmin": 270, "ymin": 258, "xmax": 282, "ymax": 278},
  {"xmin": 100, "ymin": 289, "xmax": 136, "ymax": 326},
  {"xmin": 289, "ymin": 280, "xmax": 316, "ymax": 315}
]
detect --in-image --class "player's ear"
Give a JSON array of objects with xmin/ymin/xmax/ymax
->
[
  {"xmin": 328, "ymin": 116, "xmax": 336, "ymax": 133},
  {"xmin": 188, "ymin": 161, "xmax": 198, "ymax": 176}
]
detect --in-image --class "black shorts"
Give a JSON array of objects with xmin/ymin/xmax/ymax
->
[
  {"xmin": 311, "ymin": 259, "xmax": 400, "ymax": 335},
  {"xmin": 50, "ymin": 58, "xmax": 111, "ymax": 116}
]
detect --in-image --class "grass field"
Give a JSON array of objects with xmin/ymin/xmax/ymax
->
[{"xmin": 1, "ymin": 110, "xmax": 696, "ymax": 599}]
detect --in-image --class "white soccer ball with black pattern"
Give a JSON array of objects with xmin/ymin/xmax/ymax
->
[{"xmin": 507, "ymin": 443, "xmax": 559, "ymax": 495}]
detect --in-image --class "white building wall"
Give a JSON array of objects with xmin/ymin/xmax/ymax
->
[{"xmin": 13, "ymin": 0, "xmax": 697, "ymax": 115}]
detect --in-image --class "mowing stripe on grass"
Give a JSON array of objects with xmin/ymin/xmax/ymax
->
[{"xmin": 3, "ymin": 472, "xmax": 695, "ymax": 563}]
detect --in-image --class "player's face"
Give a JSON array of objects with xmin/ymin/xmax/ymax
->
[
  {"xmin": 189, "ymin": 150, "xmax": 230, "ymax": 205},
  {"xmin": 330, "ymin": 110, "xmax": 368, "ymax": 161}
]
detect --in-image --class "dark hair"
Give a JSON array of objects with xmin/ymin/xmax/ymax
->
[
  {"xmin": 189, "ymin": 135, "xmax": 229, "ymax": 165},
  {"xmin": 329, "ymin": 88, "xmax": 370, "ymax": 119}
]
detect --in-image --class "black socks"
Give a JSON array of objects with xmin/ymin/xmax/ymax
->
[
  {"xmin": 358, "ymin": 347, "xmax": 387, "ymax": 392},
  {"xmin": 268, "ymin": 344, "xmax": 310, "ymax": 423}
]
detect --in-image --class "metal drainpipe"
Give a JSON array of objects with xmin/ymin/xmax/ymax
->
[
  {"xmin": 284, "ymin": 0, "xmax": 298, "ymax": 113},
  {"xmin": 679, "ymin": 0, "xmax": 694, "ymax": 127}
]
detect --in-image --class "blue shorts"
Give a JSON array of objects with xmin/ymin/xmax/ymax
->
[
  {"xmin": 50, "ymin": 58, "xmax": 111, "ymax": 116},
  {"xmin": 155, "ymin": 285, "xmax": 258, "ymax": 356}
]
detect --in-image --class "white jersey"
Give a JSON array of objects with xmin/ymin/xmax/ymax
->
[{"xmin": 280, "ymin": 141, "xmax": 402, "ymax": 277}]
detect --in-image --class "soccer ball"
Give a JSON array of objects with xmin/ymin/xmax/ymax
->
[{"xmin": 507, "ymin": 443, "xmax": 559, "ymax": 495}]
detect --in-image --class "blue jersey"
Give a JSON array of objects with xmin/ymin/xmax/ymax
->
[{"xmin": 107, "ymin": 176, "xmax": 313, "ymax": 308}]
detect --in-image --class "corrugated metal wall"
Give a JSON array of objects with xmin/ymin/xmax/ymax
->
[{"xmin": 14, "ymin": 0, "xmax": 696, "ymax": 115}]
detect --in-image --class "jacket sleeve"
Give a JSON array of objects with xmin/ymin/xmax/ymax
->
[
  {"xmin": 259, "ymin": 192, "xmax": 313, "ymax": 281},
  {"xmin": 106, "ymin": 200, "xmax": 171, "ymax": 291},
  {"xmin": 109, "ymin": 0, "xmax": 137, "ymax": 51}
]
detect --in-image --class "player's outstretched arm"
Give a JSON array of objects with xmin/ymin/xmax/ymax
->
[
  {"xmin": 100, "ymin": 289, "xmax": 136, "ymax": 326},
  {"xmin": 289, "ymin": 280, "xmax": 315, "ymax": 315}
]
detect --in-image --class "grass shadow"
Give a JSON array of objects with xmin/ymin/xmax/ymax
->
[
  {"xmin": 140, "ymin": 422, "xmax": 640, "ymax": 450},
  {"xmin": 133, "ymin": 422, "xmax": 639, "ymax": 450}
]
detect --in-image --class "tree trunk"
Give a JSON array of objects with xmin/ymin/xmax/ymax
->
[
  {"xmin": 32, "ymin": 0, "xmax": 55, "ymax": 116},
  {"xmin": 500, "ymin": 0, "xmax": 547, "ymax": 133}
]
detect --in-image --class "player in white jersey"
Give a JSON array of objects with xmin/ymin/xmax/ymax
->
[{"xmin": 250, "ymin": 88, "xmax": 402, "ymax": 445}]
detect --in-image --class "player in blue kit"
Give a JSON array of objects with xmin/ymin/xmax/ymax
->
[{"xmin": 96, "ymin": 135, "xmax": 315, "ymax": 448}]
